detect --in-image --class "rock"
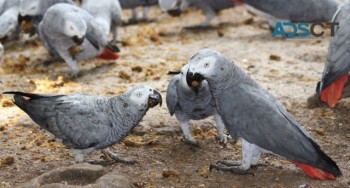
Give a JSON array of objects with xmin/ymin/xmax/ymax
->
[
  {"xmin": 19, "ymin": 163, "xmax": 135, "ymax": 188},
  {"xmin": 1, "ymin": 99, "xmax": 14, "ymax": 107},
  {"xmin": 269, "ymin": 54, "xmax": 281, "ymax": 61},
  {"xmin": 315, "ymin": 128, "xmax": 325, "ymax": 136},
  {"xmin": 162, "ymin": 169, "xmax": 180, "ymax": 178},
  {"xmin": 1, "ymin": 156, "xmax": 14, "ymax": 165},
  {"xmin": 199, "ymin": 166, "xmax": 209, "ymax": 178}
]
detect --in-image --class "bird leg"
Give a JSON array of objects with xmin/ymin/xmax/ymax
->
[
  {"xmin": 214, "ymin": 114, "xmax": 228, "ymax": 145},
  {"xmin": 101, "ymin": 149, "xmax": 136, "ymax": 164},
  {"xmin": 210, "ymin": 139, "xmax": 262, "ymax": 175},
  {"xmin": 179, "ymin": 121, "xmax": 200, "ymax": 147}
]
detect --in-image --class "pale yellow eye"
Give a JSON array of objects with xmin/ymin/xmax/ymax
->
[
  {"xmin": 137, "ymin": 92, "xmax": 142, "ymax": 97},
  {"xmin": 204, "ymin": 62, "xmax": 209, "ymax": 67}
]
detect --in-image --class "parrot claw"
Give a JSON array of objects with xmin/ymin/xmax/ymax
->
[
  {"xmin": 209, "ymin": 160, "xmax": 254, "ymax": 176},
  {"xmin": 217, "ymin": 134, "xmax": 228, "ymax": 146},
  {"xmin": 101, "ymin": 149, "xmax": 136, "ymax": 165},
  {"xmin": 182, "ymin": 136, "xmax": 200, "ymax": 148}
]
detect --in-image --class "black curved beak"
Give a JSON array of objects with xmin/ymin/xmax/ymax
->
[
  {"xmin": 186, "ymin": 70, "xmax": 205, "ymax": 94},
  {"xmin": 167, "ymin": 9, "xmax": 182, "ymax": 17},
  {"xmin": 148, "ymin": 90, "xmax": 162, "ymax": 108},
  {"xmin": 72, "ymin": 36, "xmax": 84, "ymax": 45},
  {"xmin": 18, "ymin": 14, "xmax": 32, "ymax": 24}
]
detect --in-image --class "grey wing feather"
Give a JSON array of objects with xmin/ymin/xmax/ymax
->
[
  {"xmin": 319, "ymin": 4, "xmax": 350, "ymax": 92},
  {"xmin": 166, "ymin": 75, "xmax": 180, "ymax": 115},
  {"xmin": 11, "ymin": 93, "xmax": 112, "ymax": 149},
  {"xmin": 218, "ymin": 84, "xmax": 340, "ymax": 175}
]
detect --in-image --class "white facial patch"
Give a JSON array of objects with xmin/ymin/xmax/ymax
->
[
  {"xmin": 190, "ymin": 56, "xmax": 216, "ymax": 73},
  {"xmin": 64, "ymin": 20, "xmax": 86, "ymax": 38},
  {"xmin": 129, "ymin": 86, "xmax": 154, "ymax": 106}
]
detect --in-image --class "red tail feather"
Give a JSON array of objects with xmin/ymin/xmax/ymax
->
[
  {"xmin": 320, "ymin": 74, "xmax": 348, "ymax": 108},
  {"xmin": 97, "ymin": 48, "xmax": 120, "ymax": 60},
  {"xmin": 294, "ymin": 162, "xmax": 336, "ymax": 180}
]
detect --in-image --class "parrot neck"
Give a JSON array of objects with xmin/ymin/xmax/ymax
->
[
  {"xmin": 208, "ymin": 62, "xmax": 246, "ymax": 91},
  {"xmin": 106, "ymin": 96, "xmax": 148, "ymax": 143}
]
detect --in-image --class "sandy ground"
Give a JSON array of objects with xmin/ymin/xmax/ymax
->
[{"xmin": 0, "ymin": 6, "xmax": 349, "ymax": 188}]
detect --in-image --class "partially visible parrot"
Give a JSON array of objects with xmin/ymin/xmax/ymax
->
[
  {"xmin": 81, "ymin": 0, "xmax": 123, "ymax": 43},
  {"xmin": 38, "ymin": 4, "xmax": 120, "ymax": 74},
  {"xmin": 315, "ymin": 2, "xmax": 350, "ymax": 108},
  {"xmin": 166, "ymin": 64, "xmax": 227, "ymax": 146},
  {"xmin": 119, "ymin": 0, "xmax": 158, "ymax": 23}
]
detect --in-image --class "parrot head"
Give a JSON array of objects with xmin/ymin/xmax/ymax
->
[
  {"xmin": 63, "ymin": 14, "xmax": 87, "ymax": 46},
  {"xmin": 186, "ymin": 49, "xmax": 220, "ymax": 93},
  {"xmin": 128, "ymin": 85, "xmax": 162, "ymax": 109},
  {"xmin": 18, "ymin": 0, "xmax": 40, "ymax": 30}
]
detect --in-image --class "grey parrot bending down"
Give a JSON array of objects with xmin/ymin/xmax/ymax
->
[
  {"xmin": 314, "ymin": 3, "xmax": 350, "ymax": 108},
  {"xmin": 242, "ymin": 0, "xmax": 340, "ymax": 27},
  {"xmin": 119, "ymin": 0, "xmax": 158, "ymax": 23},
  {"xmin": 38, "ymin": 3, "xmax": 120, "ymax": 74},
  {"xmin": 0, "ymin": 6, "xmax": 20, "ymax": 42},
  {"xmin": 166, "ymin": 64, "xmax": 227, "ymax": 146},
  {"xmin": 18, "ymin": 0, "xmax": 75, "ymax": 35},
  {"xmin": 186, "ymin": 49, "xmax": 342, "ymax": 180},
  {"xmin": 3, "ymin": 85, "xmax": 162, "ymax": 163},
  {"xmin": 81, "ymin": 0, "xmax": 123, "ymax": 43},
  {"xmin": 158, "ymin": 0, "xmax": 236, "ymax": 27}
]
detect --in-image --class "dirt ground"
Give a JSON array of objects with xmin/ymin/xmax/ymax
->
[{"xmin": 0, "ymin": 6, "xmax": 349, "ymax": 188}]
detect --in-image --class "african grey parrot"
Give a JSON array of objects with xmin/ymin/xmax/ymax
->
[
  {"xmin": 0, "ymin": 6, "xmax": 20, "ymax": 42},
  {"xmin": 119, "ymin": 0, "xmax": 159, "ymax": 23},
  {"xmin": 158, "ymin": 0, "xmax": 236, "ymax": 27},
  {"xmin": 242, "ymin": 0, "xmax": 340, "ymax": 27},
  {"xmin": 186, "ymin": 49, "xmax": 342, "ymax": 180},
  {"xmin": 18, "ymin": 0, "xmax": 76, "ymax": 35},
  {"xmin": 314, "ymin": 3, "xmax": 350, "ymax": 108},
  {"xmin": 81, "ymin": 0, "xmax": 123, "ymax": 43},
  {"xmin": 166, "ymin": 64, "xmax": 227, "ymax": 146},
  {"xmin": 3, "ymin": 85, "xmax": 162, "ymax": 163},
  {"xmin": 38, "ymin": 3, "xmax": 120, "ymax": 74}
]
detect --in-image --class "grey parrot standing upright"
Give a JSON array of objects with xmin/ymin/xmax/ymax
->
[
  {"xmin": 166, "ymin": 64, "xmax": 227, "ymax": 146},
  {"xmin": 119, "ymin": 0, "xmax": 159, "ymax": 23},
  {"xmin": 81, "ymin": 0, "xmax": 123, "ymax": 43},
  {"xmin": 313, "ymin": 2, "xmax": 350, "ymax": 108},
  {"xmin": 18, "ymin": 0, "xmax": 76, "ymax": 35},
  {"xmin": 38, "ymin": 3, "xmax": 120, "ymax": 74},
  {"xmin": 0, "ymin": 6, "xmax": 20, "ymax": 42},
  {"xmin": 158, "ymin": 0, "xmax": 236, "ymax": 27},
  {"xmin": 186, "ymin": 49, "xmax": 342, "ymax": 180},
  {"xmin": 3, "ymin": 85, "xmax": 162, "ymax": 163}
]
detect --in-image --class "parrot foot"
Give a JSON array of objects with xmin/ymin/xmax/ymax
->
[
  {"xmin": 217, "ymin": 134, "xmax": 228, "ymax": 146},
  {"xmin": 101, "ymin": 149, "xmax": 136, "ymax": 164},
  {"xmin": 181, "ymin": 136, "xmax": 200, "ymax": 147},
  {"xmin": 209, "ymin": 160, "xmax": 254, "ymax": 175}
]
